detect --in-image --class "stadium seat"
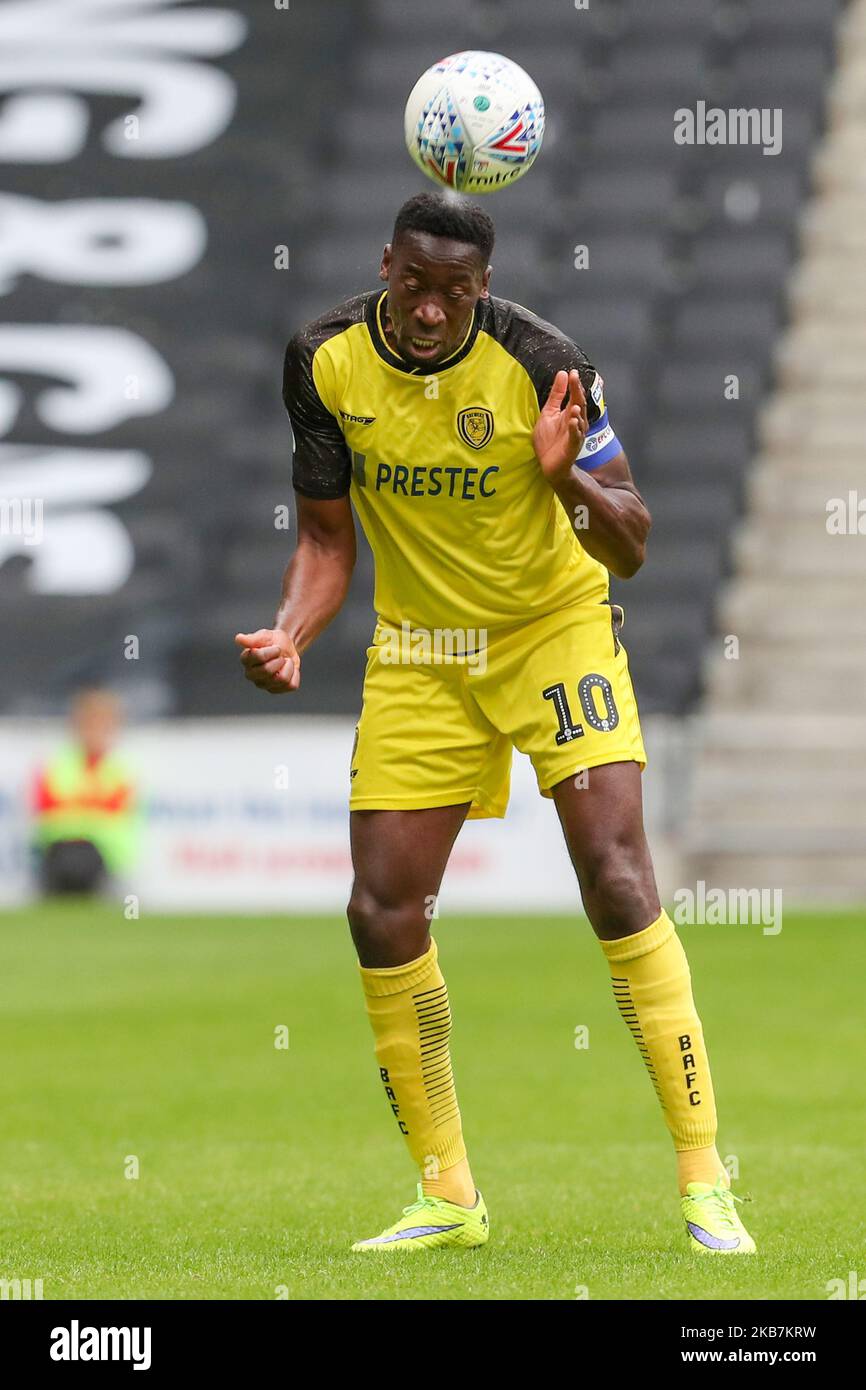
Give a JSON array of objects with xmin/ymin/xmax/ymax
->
[
  {"xmin": 475, "ymin": 0, "xmax": 610, "ymax": 44},
  {"xmin": 300, "ymin": 230, "xmax": 385, "ymax": 286},
  {"xmin": 603, "ymin": 42, "xmax": 710, "ymax": 101},
  {"xmin": 555, "ymin": 295, "xmax": 656, "ymax": 365},
  {"xmin": 339, "ymin": 104, "xmax": 412, "ymax": 162},
  {"xmin": 696, "ymin": 169, "xmax": 809, "ymax": 231},
  {"xmin": 593, "ymin": 362, "xmax": 641, "ymax": 433},
  {"xmin": 729, "ymin": 45, "xmax": 832, "ymax": 102},
  {"xmin": 591, "ymin": 107, "xmax": 703, "ymax": 166},
  {"xmin": 607, "ymin": 0, "xmax": 718, "ymax": 38},
  {"xmin": 172, "ymin": 608, "xmax": 368, "ymax": 718},
  {"xmin": 671, "ymin": 297, "xmax": 780, "ymax": 353},
  {"xmin": 732, "ymin": 0, "xmax": 843, "ymax": 43},
  {"xmin": 641, "ymin": 419, "xmax": 755, "ymax": 486},
  {"xmin": 640, "ymin": 481, "xmax": 739, "ymax": 533},
  {"xmin": 350, "ymin": 39, "xmax": 599, "ymax": 123},
  {"xmin": 566, "ymin": 169, "xmax": 683, "ymax": 228},
  {"xmin": 687, "ymin": 231, "xmax": 795, "ymax": 293},
  {"xmin": 367, "ymin": 0, "xmax": 498, "ymax": 37},
  {"xmin": 656, "ymin": 358, "xmax": 769, "ymax": 416},
  {"xmin": 0, "ymin": 585, "xmax": 180, "ymax": 717},
  {"xmin": 682, "ymin": 106, "xmax": 817, "ymax": 171},
  {"xmin": 546, "ymin": 230, "xmax": 675, "ymax": 293},
  {"xmin": 321, "ymin": 171, "xmax": 433, "ymax": 226}
]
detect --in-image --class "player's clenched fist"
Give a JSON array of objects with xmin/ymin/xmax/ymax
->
[{"xmin": 234, "ymin": 629, "xmax": 300, "ymax": 693}]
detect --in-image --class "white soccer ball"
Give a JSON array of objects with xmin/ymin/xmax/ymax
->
[{"xmin": 404, "ymin": 51, "xmax": 545, "ymax": 195}]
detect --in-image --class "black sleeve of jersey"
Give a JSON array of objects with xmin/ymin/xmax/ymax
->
[
  {"xmin": 486, "ymin": 298, "xmax": 604, "ymax": 428},
  {"xmin": 282, "ymin": 327, "xmax": 351, "ymax": 500}
]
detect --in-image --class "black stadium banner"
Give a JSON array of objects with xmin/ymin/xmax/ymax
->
[{"xmin": 0, "ymin": 0, "xmax": 366, "ymax": 719}]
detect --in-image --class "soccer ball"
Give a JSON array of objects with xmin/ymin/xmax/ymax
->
[{"xmin": 404, "ymin": 51, "xmax": 545, "ymax": 195}]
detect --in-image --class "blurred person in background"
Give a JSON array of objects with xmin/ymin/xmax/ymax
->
[{"xmin": 30, "ymin": 689, "xmax": 139, "ymax": 896}]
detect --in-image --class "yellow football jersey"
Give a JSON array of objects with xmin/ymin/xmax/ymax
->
[{"xmin": 283, "ymin": 289, "xmax": 623, "ymax": 632}]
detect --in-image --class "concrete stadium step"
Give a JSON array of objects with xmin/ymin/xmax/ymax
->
[
  {"xmin": 693, "ymin": 759, "xmax": 866, "ymax": 814},
  {"xmin": 778, "ymin": 322, "xmax": 866, "ymax": 361},
  {"xmin": 790, "ymin": 263, "xmax": 866, "ymax": 307},
  {"xmin": 800, "ymin": 192, "xmax": 866, "ymax": 250},
  {"xmin": 691, "ymin": 4, "xmax": 866, "ymax": 903},
  {"xmin": 718, "ymin": 578, "xmax": 866, "ymax": 637},
  {"xmin": 681, "ymin": 849, "xmax": 866, "ymax": 905},
  {"xmin": 788, "ymin": 258, "xmax": 866, "ymax": 315},
  {"xmin": 692, "ymin": 795, "xmax": 866, "ymax": 831},
  {"xmin": 747, "ymin": 468, "xmax": 866, "ymax": 514},
  {"xmin": 695, "ymin": 745, "xmax": 866, "ymax": 784},
  {"xmin": 687, "ymin": 711, "xmax": 866, "ymax": 898},
  {"xmin": 747, "ymin": 451, "xmax": 866, "ymax": 487},
  {"xmin": 703, "ymin": 651, "xmax": 866, "ymax": 707},
  {"xmin": 812, "ymin": 123, "xmax": 866, "ymax": 190},
  {"xmin": 691, "ymin": 713, "xmax": 866, "ymax": 748},
  {"xmin": 777, "ymin": 327, "xmax": 866, "ymax": 385},
  {"xmin": 734, "ymin": 523, "xmax": 866, "ymax": 575},
  {"xmin": 760, "ymin": 397, "xmax": 866, "ymax": 451},
  {"xmin": 695, "ymin": 754, "xmax": 866, "ymax": 791},
  {"xmin": 840, "ymin": 1, "xmax": 866, "ymax": 45}
]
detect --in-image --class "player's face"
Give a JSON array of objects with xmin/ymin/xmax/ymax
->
[{"xmin": 380, "ymin": 232, "xmax": 490, "ymax": 365}]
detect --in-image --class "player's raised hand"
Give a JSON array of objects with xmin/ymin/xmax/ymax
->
[
  {"xmin": 234, "ymin": 629, "xmax": 301, "ymax": 693},
  {"xmin": 532, "ymin": 368, "xmax": 589, "ymax": 485}
]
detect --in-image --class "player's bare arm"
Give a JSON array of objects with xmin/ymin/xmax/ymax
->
[
  {"xmin": 533, "ymin": 367, "xmax": 651, "ymax": 579},
  {"xmin": 235, "ymin": 492, "xmax": 355, "ymax": 693}
]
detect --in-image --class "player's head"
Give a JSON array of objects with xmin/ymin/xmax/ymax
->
[{"xmin": 379, "ymin": 191, "xmax": 494, "ymax": 365}]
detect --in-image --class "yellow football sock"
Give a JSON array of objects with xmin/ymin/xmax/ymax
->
[
  {"xmin": 421, "ymin": 1156, "xmax": 476, "ymax": 1205},
  {"xmin": 676, "ymin": 1144, "xmax": 729, "ymax": 1193},
  {"xmin": 358, "ymin": 938, "xmax": 475, "ymax": 1207},
  {"xmin": 600, "ymin": 910, "xmax": 721, "ymax": 1196}
]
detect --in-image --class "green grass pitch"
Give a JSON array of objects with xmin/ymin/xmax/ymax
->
[{"xmin": 0, "ymin": 903, "xmax": 862, "ymax": 1300}]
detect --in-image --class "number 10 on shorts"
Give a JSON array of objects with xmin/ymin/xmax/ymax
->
[{"xmin": 543, "ymin": 676, "xmax": 620, "ymax": 743}]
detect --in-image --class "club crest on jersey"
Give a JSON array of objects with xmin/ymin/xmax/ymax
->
[{"xmin": 457, "ymin": 407, "xmax": 494, "ymax": 450}]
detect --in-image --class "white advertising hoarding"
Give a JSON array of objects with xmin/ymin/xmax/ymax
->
[{"xmin": 0, "ymin": 717, "xmax": 597, "ymax": 912}]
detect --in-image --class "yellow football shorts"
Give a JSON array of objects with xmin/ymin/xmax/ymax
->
[{"xmin": 349, "ymin": 600, "xmax": 646, "ymax": 819}]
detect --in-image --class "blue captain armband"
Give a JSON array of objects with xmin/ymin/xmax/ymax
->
[{"xmin": 577, "ymin": 408, "xmax": 622, "ymax": 471}]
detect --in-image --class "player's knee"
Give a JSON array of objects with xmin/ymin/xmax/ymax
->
[
  {"xmin": 346, "ymin": 885, "xmax": 428, "ymax": 964},
  {"xmin": 581, "ymin": 842, "xmax": 654, "ymax": 926},
  {"xmin": 346, "ymin": 884, "xmax": 372, "ymax": 939},
  {"xmin": 346, "ymin": 883, "xmax": 389, "ymax": 937}
]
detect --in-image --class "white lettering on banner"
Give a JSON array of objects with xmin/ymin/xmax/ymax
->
[
  {"xmin": 0, "ymin": 326, "xmax": 174, "ymax": 435},
  {"xmin": 0, "ymin": 195, "xmax": 208, "ymax": 292},
  {"xmin": 0, "ymin": 446, "xmax": 152, "ymax": 507},
  {"xmin": 14, "ymin": 510, "xmax": 136, "ymax": 593},
  {"xmin": 0, "ymin": 2, "xmax": 246, "ymax": 599},
  {"xmin": 0, "ymin": 445, "xmax": 151, "ymax": 592},
  {"xmin": 0, "ymin": 92, "xmax": 87, "ymax": 164},
  {"xmin": 0, "ymin": 0, "xmax": 247, "ymax": 161}
]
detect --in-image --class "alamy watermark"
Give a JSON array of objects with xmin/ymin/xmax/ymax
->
[
  {"xmin": 1, "ymin": 1276, "xmax": 43, "ymax": 1299},
  {"xmin": 674, "ymin": 101, "xmax": 783, "ymax": 157},
  {"xmin": 673, "ymin": 881, "xmax": 783, "ymax": 936},
  {"xmin": 826, "ymin": 1271, "xmax": 866, "ymax": 1300},
  {"xmin": 0, "ymin": 496, "xmax": 43, "ymax": 545},
  {"xmin": 379, "ymin": 621, "xmax": 488, "ymax": 674},
  {"xmin": 826, "ymin": 491, "xmax": 866, "ymax": 535},
  {"xmin": 50, "ymin": 1322, "xmax": 151, "ymax": 1370}
]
